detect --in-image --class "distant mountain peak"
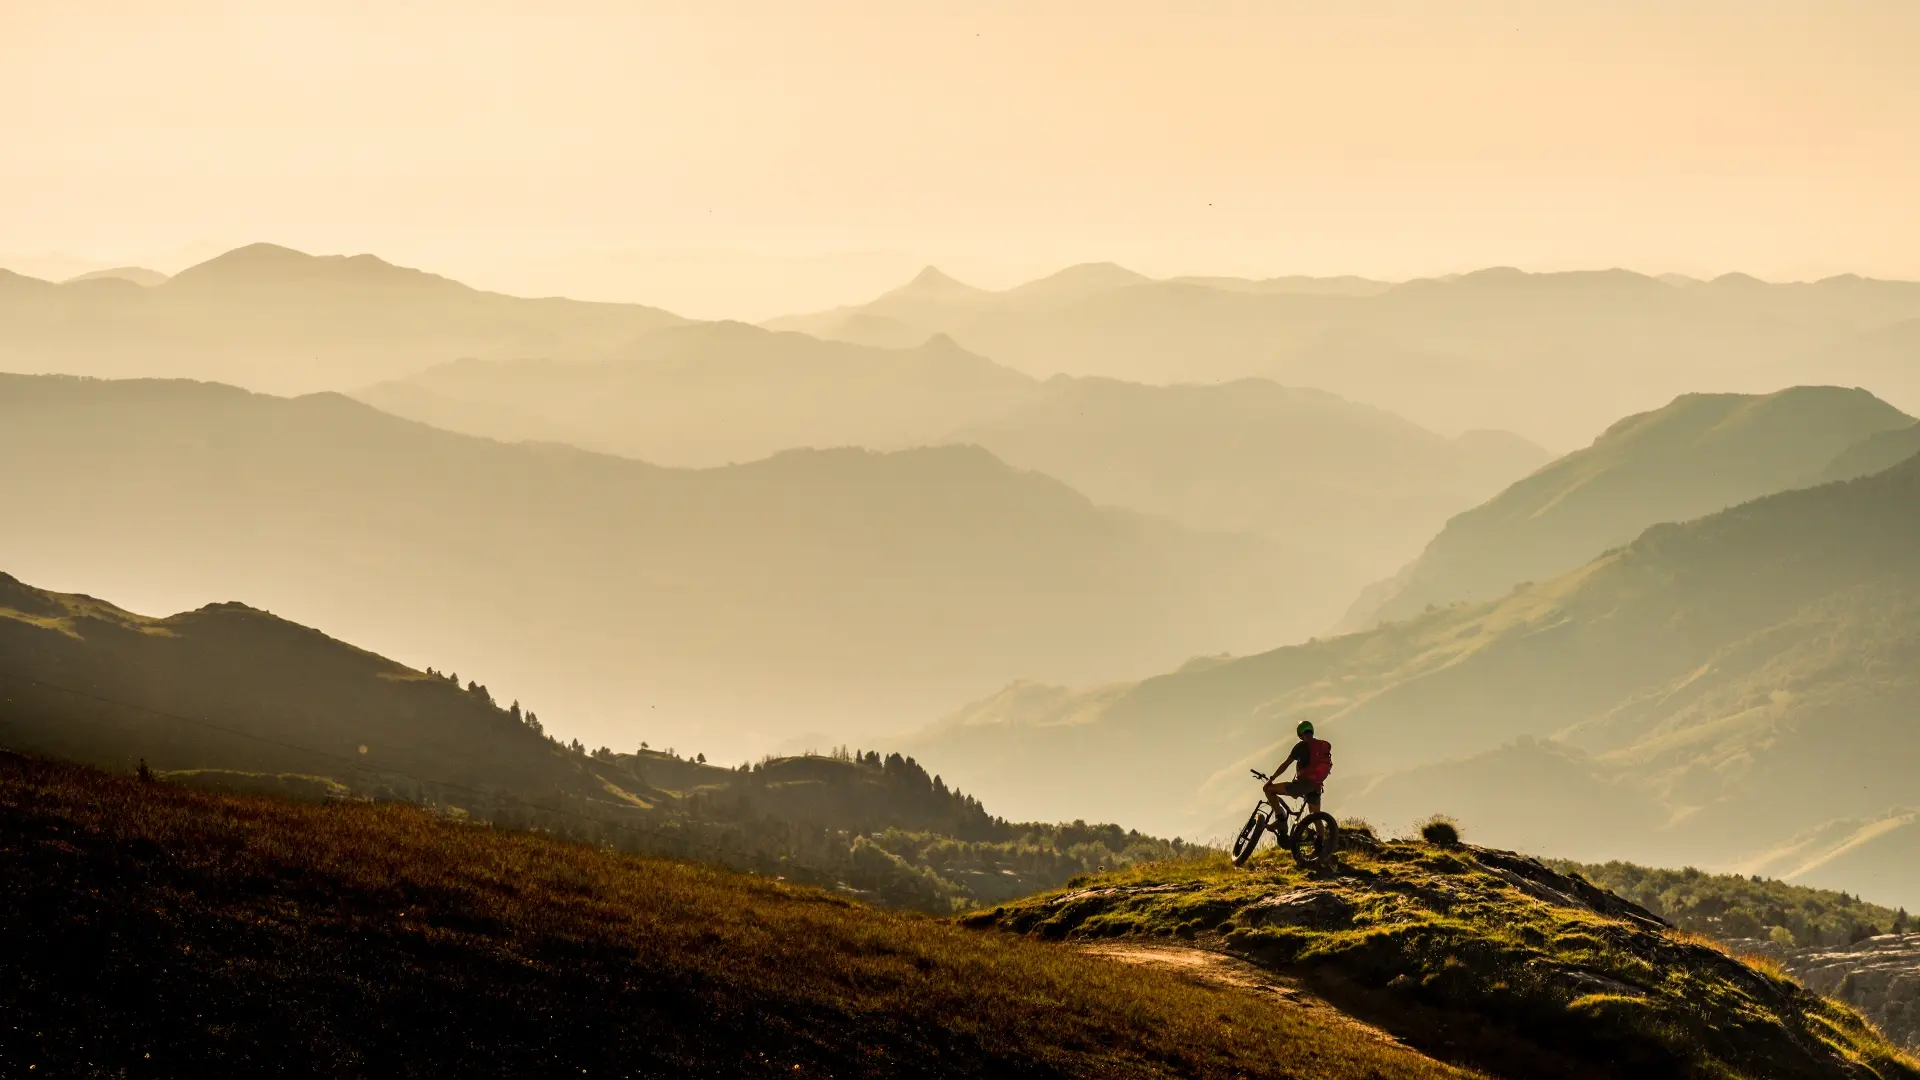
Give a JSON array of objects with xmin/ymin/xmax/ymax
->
[
  {"xmin": 1005, "ymin": 262, "xmax": 1151, "ymax": 301},
  {"xmin": 167, "ymin": 243, "xmax": 461, "ymax": 292},
  {"xmin": 893, "ymin": 265, "xmax": 984, "ymax": 298},
  {"xmin": 197, "ymin": 242, "xmax": 316, "ymax": 269},
  {"xmin": 65, "ymin": 266, "xmax": 168, "ymax": 287}
]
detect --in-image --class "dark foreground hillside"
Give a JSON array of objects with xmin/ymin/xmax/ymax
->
[
  {"xmin": 0, "ymin": 755, "xmax": 1469, "ymax": 1080},
  {"xmin": 970, "ymin": 831, "xmax": 1918, "ymax": 1080},
  {"xmin": 0, "ymin": 569, "xmax": 1180, "ymax": 911}
]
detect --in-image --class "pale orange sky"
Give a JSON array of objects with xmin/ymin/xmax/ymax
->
[{"xmin": 5, "ymin": 1, "xmax": 1918, "ymax": 317}]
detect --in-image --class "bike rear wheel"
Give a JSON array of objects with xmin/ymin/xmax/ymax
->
[
  {"xmin": 1231, "ymin": 804, "xmax": 1271, "ymax": 867},
  {"xmin": 1290, "ymin": 811, "xmax": 1339, "ymax": 869}
]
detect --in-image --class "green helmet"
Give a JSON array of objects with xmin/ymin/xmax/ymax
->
[{"xmin": 1297, "ymin": 721, "xmax": 1315, "ymax": 738}]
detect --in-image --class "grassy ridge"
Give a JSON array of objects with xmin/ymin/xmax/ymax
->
[
  {"xmin": 0, "ymin": 753, "xmax": 1470, "ymax": 1080},
  {"xmin": 968, "ymin": 834, "xmax": 1919, "ymax": 1080}
]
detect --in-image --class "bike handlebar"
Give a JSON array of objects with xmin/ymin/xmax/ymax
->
[{"xmin": 1249, "ymin": 768, "xmax": 1270, "ymax": 782}]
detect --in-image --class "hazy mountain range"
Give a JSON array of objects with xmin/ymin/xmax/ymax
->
[
  {"xmin": 771, "ymin": 264, "xmax": 1920, "ymax": 447},
  {"xmin": 9, "ymin": 241, "xmax": 1917, "ymax": 453},
  {"xmin": 8, "ymin": 242, "xmax": 1920, "ymax": 912},
  {"xmin": 910, "ymin": 397, "xmax": 1920, "ymax": 909},
  {"xmin": 0, "ymin": 243, "xmax": 685, "ymax": 393},
  {"xmin": 0, "ymin": 374, "xmax": 1351, "ymax": 761},
  {"xmin": 359, "ymin": 320, "xmax": 1550, "ymax": 577}
]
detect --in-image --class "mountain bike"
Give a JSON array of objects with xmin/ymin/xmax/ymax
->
[{"xmin": 1232, "ymin": 769, "xmax": 1339, "ymax": 869}]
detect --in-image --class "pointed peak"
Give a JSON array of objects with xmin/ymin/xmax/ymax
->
[
  {"xmin": 910, "ymin": 265, "xmax": 962, "ymax": 286},
  {"xmin": 892, "ymin": 265, "xmax": 984, "ymax": 299}
]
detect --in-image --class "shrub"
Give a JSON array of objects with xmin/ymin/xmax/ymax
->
[{"xmin": 1417, "ymin": 815, "xmax": 1462, "ymax": 847}]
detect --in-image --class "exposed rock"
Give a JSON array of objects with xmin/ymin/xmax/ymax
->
[
  {"xmin": 1049, "ymin": 882, "xmax": 1195, "ymax": 906},
  {"xmin": 1240, "ymin": 889, "xmax": 1355, "ymax": 929},
  {"xmin": 1735, "ymin": 933, "xmax": 1920, "ymax": 1049},
  {"xmin": 1472, "ymin": 848, "xmax": 1670, "ymax": 931}
]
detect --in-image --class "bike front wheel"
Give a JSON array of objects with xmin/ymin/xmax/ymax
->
[
  {"xmin": 1231, "ymin": 804, "xmax": 1271, "ymax": 867},
  {"xmin": 1290, "ymin": 811, "xmax": 1339, "ymax": 869}
]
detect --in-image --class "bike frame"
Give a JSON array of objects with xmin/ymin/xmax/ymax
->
[{"xmin": 1249, "ymin": 769, "xmax": 1308, "ymax": 836}]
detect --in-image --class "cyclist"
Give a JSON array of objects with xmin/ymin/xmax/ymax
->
[{"xmin": 1264, "ymin": 720, "xmax": 1332, "ymax": 816}]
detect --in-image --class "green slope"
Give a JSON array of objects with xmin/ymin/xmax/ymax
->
[
  {"xmin": 971, "ymin": 833, "xmax": 1916, "ymax": 1080},
  {"xmin": 911, "ymin": 450, "xmax": 1920, "ymax": 908},
  {"xmin": 1344, "ymin": 386, "xmax": 1913, "ymax": 629}
]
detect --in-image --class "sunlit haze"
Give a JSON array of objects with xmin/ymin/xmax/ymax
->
[
  {"xmin": 7, "ymin": 7, "xmax": 1920, "ymax": 1066},
  {"xmin": 7, "ymin": 2, "xmax": 1920, "ymax": 317}
]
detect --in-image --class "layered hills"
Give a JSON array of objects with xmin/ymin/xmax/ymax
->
[
  {"xmin": 770, "ymin": 265, "xmax": 1920, "ymax": 446},
  {"xmin": 356, "ymin": 321, "xmax": 1039, "ymax": 467},
  {"xmin": 0, "ymin": 375, "xmax": 1333, "ymax": 759},
  {"xmin": 948, "ymin": 377, "xmax": 1547, "ymax": 570},
  {"xmin": 0, "ymin": 243, "xmax": 686, "ymax": 393},
  {"xmin": 910, "ymin": 445, "xmax": 1920, "ymax": 910},
  {"xmin": 1343, "ymin": 386, "xmax": 1914, "ymax": 629},
  {"xmin": 361, "ymin": 320, "xmax": 1547, "ymax": 582}
]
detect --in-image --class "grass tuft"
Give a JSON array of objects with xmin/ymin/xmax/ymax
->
[{"xmin": 1418, "ymin": 814, "xmax": 1463, "ymax": 846}]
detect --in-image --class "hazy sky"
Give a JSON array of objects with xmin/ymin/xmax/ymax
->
[{"xmin": 6, "ymin": 1, "xmax": 1919, "ymax": 317}]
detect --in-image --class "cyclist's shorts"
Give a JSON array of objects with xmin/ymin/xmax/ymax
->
[{"xmin": 1274, "ymin": 780, "xmax": 1323, "ymax": 798}]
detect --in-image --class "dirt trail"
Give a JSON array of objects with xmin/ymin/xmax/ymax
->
[{"xmin": 1080, "ymin": 942, "xmax": 1420, "ymax": 1054}]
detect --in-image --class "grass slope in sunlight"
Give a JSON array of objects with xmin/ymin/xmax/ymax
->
[
  {"xmin": 0, "ymin": 754, "xmax": 1470, "ymax": 1080},
  {"xmin": 968, "ymin": 834, "xmax": 1919, "ymax": 1080}
]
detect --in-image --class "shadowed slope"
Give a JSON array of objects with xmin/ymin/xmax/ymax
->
[
  {"xmin": 0, "ymin": 570, "xmax": 630, "ymax": 802},
  {"xmin": 0, "ymin": 754, "xmax": 1476, "ymax": 1080}
]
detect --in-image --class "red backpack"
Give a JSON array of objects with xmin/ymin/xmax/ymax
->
[{"xmin": 1301, "ymin": 738, "xmax": 1333, "ymax": 784}]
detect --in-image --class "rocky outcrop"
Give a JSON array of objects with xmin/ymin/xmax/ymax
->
[{"xmin": 1737, "ymin": 933, "xmax": 1920, "ymax": 1049}]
